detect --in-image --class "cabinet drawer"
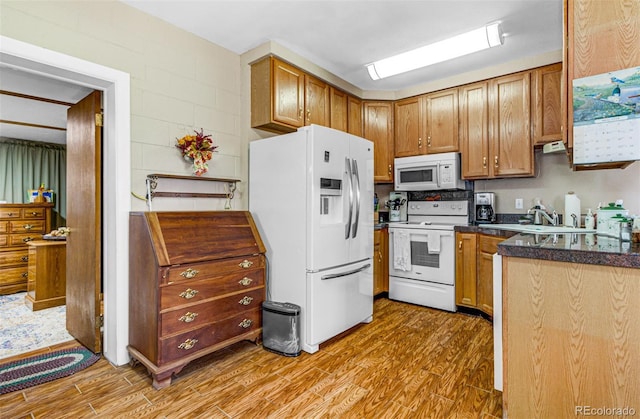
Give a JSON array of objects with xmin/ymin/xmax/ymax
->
[
  {"xmin": 0, "ymin": 221, "xmax": 7, "ymax": 233},
  {"xmin": 479, "ymin": 235, "xmax": 503, "ymax": 254},
  {"xmin": 161, "ymin": 268, "xmax": 265, "ymax": 309},
  {"xmin": 0, "ymin": 265, "xmax": 29, "ymax": 285},
  {"xmin": 158, "ymin": 308, "xmax": 261, "ymax": 364},
  {"xmin": 9, "ymin": 220, "xmax": 46, "ymax": 234},
  {"xmin": 163, "ymin": 255, "xmax": 265, "ymax": 285},
  {"xmin": 0, "ymin": 209, "xmax": 21, "ymax": 219},
  {"xmin": 160, "ymin": 287, "xmax": 264, "ymax": 336},
  {"xmin": 21, "ymin": 207, "xmax": 46, "ymax": 219},
  {"xmin": 9, "ymin": 233, "xmax": 40, "ymax": 247},
  {"xmin": 0, "ymin": 249, "xmax": 29, "ymax": 266}
]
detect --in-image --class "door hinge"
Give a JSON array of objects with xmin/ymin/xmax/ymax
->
[
  {"xmin": 99, "ymin": 314, "xmax": 104, "ymax": 328},
  {"xmin": 95, "ymin": 112, "xmax": 103, "ymax": 127}
]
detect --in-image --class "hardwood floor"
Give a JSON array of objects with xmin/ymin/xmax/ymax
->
[{"xmin": 0, "ymin": 298, "xmax": 502, "ymax": 418}]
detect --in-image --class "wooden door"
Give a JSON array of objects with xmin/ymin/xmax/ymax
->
[
  {"xmin": 489, "ymin": 72, "xmax": 533, "ymax": 177},
  {"xmin": 347, "ymin": 95, "xmax": 363, "ymax": 137},
  {"xmin": 425, "ymin": 88, "xmax": 459, "ymax": 153},
  {"xmin": 66, "ymin": 90, "xmax": 102, "ymax": 353},
  {"xmin": 272, "ymin": 58, "xmax": 304, "ymax": 128},
  {"xmin": 329, "ymin": 87, "xmax": 348, "ymax": 132},
  {"xmin": 459, "ymin": 82, "xmax": 490, "ymax": 179},
  {"xmin": 363, "ymin": 101, "xmax": 394, "ymax": 183},
  {"xmin": 394, "ymin": 96, "xmax": 424, "ymax": 157},
  {"xmin": 305, "ymin": 74, "xmax": 330, "ymax": 126}
]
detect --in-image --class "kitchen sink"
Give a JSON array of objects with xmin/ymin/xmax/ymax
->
[{"xmin": 480, "ymin": 224, "xmax": 596, "ymax": 234}]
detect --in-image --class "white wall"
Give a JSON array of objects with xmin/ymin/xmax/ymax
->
[{"xmin": 0, "ymin": 0, "xmax": 246, "ymax": 211}]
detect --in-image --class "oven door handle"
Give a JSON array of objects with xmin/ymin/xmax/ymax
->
[
  {"xmin": 321, "ymin": 263, "xmax": 371, "ymax": 280},
  {"xmin": 345, "ymin": 157, "xmax": 354, "ymax": 240},
  {"xmin": 351, "ymin": 158, "xmax": 360, "ymax": 239},
  {"xmin": 436, "ymin": 162, "xmax": 441, "ymax": 188}
]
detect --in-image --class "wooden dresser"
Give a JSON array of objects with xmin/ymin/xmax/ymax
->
[
  {"xmin": 0, "ymin": 203, "xmax": 54, "ymax": 295},
  {"xmin": 128, "ymin": 211, "xmax": 266, "ymax": 389}
]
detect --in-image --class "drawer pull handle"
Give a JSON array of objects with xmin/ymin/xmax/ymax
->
[
  {"xmin": 31, "ymin": 212, "xmax": 38, "ymax": 216},
  {"xmin": 178, "ymin": 339, "xmax": 198, "ymax": 350},
  {"xmin": 239, "ymin": 319, "xmax": 252, "ymax": 329},
  {"xmin": 239, "ymin": 260, "xmax": 253, "ymax": 268},
  {"xmin": 24, "ymin": 224, "xmax": 33, "ymax": 230},
  {"xmin": 180, "ymin": 268, "xmax": 199, "ymax": 279},
  {"xmin": 22, "ymin": 272, "xmax": 28, "ymax": 278},
  {"xmin": 179, "ymin": 312, "xmax": 198, "ymax": 323},
  {"xmin": 494, "ymin": 155, "xmax": 499, "ymax": 168},
  {"xmin": 23, "ymin": 237, "xmax": 34, "ymax": 243},
  {"xmin": 21, "ymin": 256, "xmax": 29, "ymax": 262},
  {"xmin": 238, "ymin": 296, "xmax": 254, "ymax": 305},
  {"xmin": 179, "ymin": 288, "xmax": 199, "ymax": 299},
  {"xmin": 7, "ymin": 212, "xmax": 14, "ymax": 216},
  {"xmin": 238, "ymin": 277, "xmax": 253, "ymax": 286}
]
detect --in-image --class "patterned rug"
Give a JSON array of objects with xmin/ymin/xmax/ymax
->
[
  {"xmin": 0, "ymin": 347, "xmax": 100, "ymax": 394},
  {"xmin": 0, "ymin": 292, "xmax": 74, "ymax": 360}
]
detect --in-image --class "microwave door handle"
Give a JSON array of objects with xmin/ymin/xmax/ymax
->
[
  {"xmin": 345, "ymin": 157, "xmax": 353, "ymax": 239},
  {"xmin": 351, "ymin": 159, "xmax": 360, "ymax": 238},
  {"xmin": 436, "ymin": 163, "xmax": 441, "ymax": 188}
]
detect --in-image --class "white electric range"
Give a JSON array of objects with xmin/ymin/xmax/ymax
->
[{"xmin": 387, "ymin": 200, "xmax": 469, "ymax": 311}]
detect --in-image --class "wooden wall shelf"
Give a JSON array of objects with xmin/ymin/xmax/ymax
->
[{"xmin": 145, "ymin": 174, "xmax": 240, "ymax": 210}]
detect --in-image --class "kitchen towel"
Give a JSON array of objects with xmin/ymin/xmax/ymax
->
[
  {"xmin": 427, "ymin": 231, "xmax": 441, "ymax": 254},
  {"xmin": 393, "ymin": 230, "xmax": 411, "ymax": 271}
]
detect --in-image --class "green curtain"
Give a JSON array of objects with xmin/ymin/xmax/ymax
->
[{"xmin": 0, "ymin": 138, "xmax": 66, "ymax": 227}]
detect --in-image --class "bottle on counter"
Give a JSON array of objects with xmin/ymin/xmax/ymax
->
[{"xmin": 584, "ymin": 208, "xmax": 595, "ymax": 230}]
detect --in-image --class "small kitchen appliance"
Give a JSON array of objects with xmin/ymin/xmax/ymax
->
[{"xmin": 475, "ymin": 192, "xmax": 496, "ymax": 224}]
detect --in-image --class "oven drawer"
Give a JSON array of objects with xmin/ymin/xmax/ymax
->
[{"xmin": 389, "ymin": 276, "xmax": 455, "ymax": 312}]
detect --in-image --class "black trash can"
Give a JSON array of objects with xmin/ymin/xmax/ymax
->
[{"xmin": 262, "ymin": 301, "xmax": 301, "ymax": 357}]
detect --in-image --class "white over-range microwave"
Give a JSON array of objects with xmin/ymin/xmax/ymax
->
[{"xmin": 394, "ymin": 152, "xmax": 465, "ymax": 191}]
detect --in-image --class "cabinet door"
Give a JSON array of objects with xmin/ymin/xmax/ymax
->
[
  {"xmin": 329, "ymin": 87, "xmax": 348, "ymax": 132},
  {"xmin": 459, "ymin": 82, "xmax": 490, "ymax": 179},
  {"xmin": 455, "ymin": 232, "xmax": 477, "ymax": 308},
  {"xmin": 394, "ymin": 96, "xmax": 424, "ymax": 157},
  {"xmin": 347, "ymin": 96, "xmax": 363, "ymax": 137},
  {"xmin": 489, "ymin": 72, "xmax": 533, "ymax": 177},
  {"xmin": 425, "ymin": 88, "xmax": 459, "ymax": 153},
  {"xmin": 305, "ymin": 74, "xmax": 330, "ymax": 127},
  {"xmin": 532, "ymin": 63, "xmax": 563, "ymax": 145},
  {"xmin": 373, "ymin": 230, "xmax": 384, "ymax": 295},
  {"xmin": 477, "ymin": 235, "xmax": 503, "ymax": 317},
  {"xmin": 363, "ymin": 101, "xmax": 394, "ymax": 183},
  {"xmin": 273, "ymin": 58, "xmax": 305, "ymax": 128}
]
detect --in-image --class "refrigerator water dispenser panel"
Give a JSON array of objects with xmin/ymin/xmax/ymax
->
[{"xmin": 320, "ymin": 178, "xmax": 342, "ymax": 195}]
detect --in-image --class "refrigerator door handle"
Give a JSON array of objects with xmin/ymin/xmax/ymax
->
[
  {"xmin": 351, "ymin": 158, "xmax": 360, "ymax": 238},
  {"xmin": 321, "ymin": 263, "xmax": 371, "ymax": 280},
  {"xmin": 345, "ymin": 157, "xmax": 354, "ymax": 239}
]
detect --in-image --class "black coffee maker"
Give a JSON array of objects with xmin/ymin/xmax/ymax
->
[{"xmin": 475, "ymin": 192, "xmax": 496, "ymax": 224}]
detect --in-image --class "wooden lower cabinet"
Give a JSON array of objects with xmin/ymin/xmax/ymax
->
[
  {"xmin": 373, "ymin": 228, "xmax": 388, "ymax": 295},
  {"xmin": 128, "ymin": 211, "xmax": 266, "ymax": 389},
  {"xmin": 0, "ymin": 203, "xmax": 54, "ymax": 295},
  {"xmin": 503, "ymin": 257, "xmax": 640, "ymax": 416},
  {"xmin": 455, "ymin": 231, "xmax": 504, "ymax": 317},
  {"xmin": 25, "ymin": 240, "xmax": 66, "ymax": 311}
]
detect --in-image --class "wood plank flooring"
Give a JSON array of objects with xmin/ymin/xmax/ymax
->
[{"xmin": 0, "ymin": 298, "xmax": 502, "ymax": 418}]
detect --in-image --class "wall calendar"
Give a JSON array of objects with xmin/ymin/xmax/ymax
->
[{"xmin": 572, "ymin": 66, "xmax": 640, "ymax": 165}]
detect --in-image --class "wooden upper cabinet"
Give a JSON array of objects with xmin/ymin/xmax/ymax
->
[
  {"xmin": 459, "ymin": 82, "xmax": 490, "ymax": 178},
  {"xmin": 251, "ymin": 57, "xmax": 304, "ymax": 133},
  {"xmin": 489, "ymin": 71, "xmax": 534, "ymax": 177},
  {"xmin": 329, "ymin": 87, "xmax": 348, "ymax": 132},
  {"xmin": 394, "ymin": 96, "xmax": 425, "ymax": 157},
  {"xmin": 532, "ymin": 63, "xmax": 563, "ymax": 145},
  {"xmin": 363, "ymin": 101, "xmax": 394, "ymax": 183},
  {"xmin": 425, "ymin": 88, "xmax": 459, "ymax": 153},
  {"xmin": 305, "ymin": 74, "xmax": 330, "ymax": 127},
  {"xmin": 347, "ymin": 95, "xmax": 363, "ymax": 137}
]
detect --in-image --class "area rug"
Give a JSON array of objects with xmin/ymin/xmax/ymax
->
[
  {"xmin": 0, "ymin": 347, "xmax": 100, "ymax": 394},
  {"xmin": 0, "ymin": 292, "xmax": 74, "ymax": 360}
]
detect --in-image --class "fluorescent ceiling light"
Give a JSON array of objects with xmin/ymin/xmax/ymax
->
[{"xmin": 366, "ymin": 22, "xmax": 504, "ymax": 80}]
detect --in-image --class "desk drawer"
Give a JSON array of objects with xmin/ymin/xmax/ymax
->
[
  {"xmin": 21, "ymin": 207, "xmax": 46, "ymax": 219},
  {"xmin": 162, "ymin": 255, "xmax": 265, "ymax": 285},
  {"xmin": 0, "ymin": 265, "xmax": 29, "ymax": 285},
  {"xmin": 9, "ymin": 233, "xmax": 40, "ymax": 247},
  {"xmin": 0, "ymin": 249, "xmax": 29, "ymax": 266},
  {"xmin": 10, "ymin": 220, "xmax": 46, "ymax": 234},
  {"xmin": 0, "ymin": 209, "xmax": 21, "ymax": 219}
]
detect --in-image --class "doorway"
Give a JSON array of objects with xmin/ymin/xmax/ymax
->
[{"xmin": 0, "ymin": 35, "xmax": 131, "ymax": 366}]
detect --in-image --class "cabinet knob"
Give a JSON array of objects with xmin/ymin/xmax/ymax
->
[
  {"xmin": 22, "ymin": 272, "xmax": 28, "ymax": 278},
  {"xmin": 179, "ymin": 312, "xmax": 198, "ymax": 323},
  {"xmin": 299, "ymin": 108, "xmax": 303, "ymax": 118},
  {"xmin": 238, "ymin": 296, "xmax": 254, "ymax": 305},
  {"xmin": 178, "ymin": 339, "xmax": 198, "ymax": 350},
  {"xmin": 427, "ymin": 136, "xmax": 431, "ymax": 147},
  {"xmin": 238, "ymin": 277, "xmax": 253, "ymax": 286},
  {"xmin": 30, "ymin": 212, "xmax": 38, "ymax": 216},
  {"xmin": 494, "ymin": 156, "xmax": 499, "ymax": 168},
  {"xmin": 418, "ymin": 137, "xmax": 422, "ymax": 148},
  {"xmin": 238, "ymin": 319, "xmax": 253, "ymax": 329},
  {"xmin": 459, "ymin": 240, "xmax": 462, "ymax": 250},
  {"xmin": 388, "ymin": 164, "xmax": 392, "ymax": 175},
  {"xmin": 239, "ymin": 260, "xmax": 253, "ymax": 269},
  {"xmin": 483, "ymin": 156, "xmax": 487, "ymax": 168},
  {"xmin": 23, "ymin": 224, "xmax": 33, "ymax": 230},
  {"xmin": 23, "ymin": 237, "xmax": 34, "ymax": 243},
  {"xmin": 306, "ymin": 109, "xmax": 311, "ymax": 121},
  {"xmin": 180, "ymin": 268, "xmax": 199, "ymax": 279},
  {"xmin": 21, "ymin": 256, "xmax": 29, "ymax": 262},
  {"xmin": 179, "ymin": 288, "xmax": 199, "ymax": 299}
]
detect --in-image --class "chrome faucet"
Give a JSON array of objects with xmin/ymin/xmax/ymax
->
[{"xmin": 528, "ymin": 207, "xmax": 559, "ymax": 226}]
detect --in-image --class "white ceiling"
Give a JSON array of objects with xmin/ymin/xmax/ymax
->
[{"xmin": 0, "ymin": 0, "xmax": 563, "ymax": 144}]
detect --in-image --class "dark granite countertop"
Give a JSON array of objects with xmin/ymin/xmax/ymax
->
[
  {"xmin": 497, "ymin": 233, "xmax": 640, "ymax": 269},
  {"xmin": 455, "ymin": 225, "xmax": 518, "ymax": 239}
]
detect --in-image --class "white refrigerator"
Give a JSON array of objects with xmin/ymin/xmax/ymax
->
[{"xmin": 249, "ymin": 124, "xmax": 374, "ymax": 354}]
